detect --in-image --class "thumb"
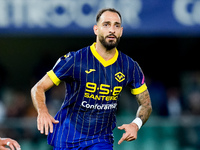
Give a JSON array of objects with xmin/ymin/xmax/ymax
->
[
  {"xmin": 53, "ymin": 119, "xmax": 59, "ymax": 124},
  {"xmin": 54, "ymin": 120, "xmax": 59, "ymax": 123},
  {"xmin": 118, "ymin": 125, "xmax": 125, "ymax": 130},
  {"xmin": 50, "ymin": 116, "xmax": 59, "ymax": 124}
]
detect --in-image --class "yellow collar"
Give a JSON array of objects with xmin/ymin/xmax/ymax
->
[{"xmin": 90, "ymin": 43, "xmax": 119, "ymax": 67}]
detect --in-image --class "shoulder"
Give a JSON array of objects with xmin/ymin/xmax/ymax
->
[
  {"xmin": 64, "ymin": 45, "xmax": 90, "ymax": 61},
  {"xmin": 118, "ymin": 50, "xmax": 137, "ymax": 66},
  {"xmin": 74, "ymin": 45, "xmax": 90, "ymax": 55},
  {"xmin": 62, "ymin": 45, "xmax": 90, "ymax": 59}
]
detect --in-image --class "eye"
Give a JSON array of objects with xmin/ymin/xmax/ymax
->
[{"xmin": 115, "ymin": 24, "xmax": 121, "ymax": 28}]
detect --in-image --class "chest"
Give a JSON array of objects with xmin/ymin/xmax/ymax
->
[{"xmin": 73, "ymin": 59, "xmax": 129, "ymax": 96}]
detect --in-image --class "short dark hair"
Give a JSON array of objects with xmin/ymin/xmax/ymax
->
[{"xmin": 96, "ymin": 8, "xmax": 122, "ymax": 23}]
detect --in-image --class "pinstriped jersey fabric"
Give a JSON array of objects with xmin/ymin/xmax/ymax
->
[{"xmin": 47, "ymin": 43, "xmax": 147, "ymax": 148}]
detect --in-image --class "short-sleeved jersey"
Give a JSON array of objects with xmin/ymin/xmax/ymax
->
[{"xmin": 47, "ymin": 43, "xmax": 147, "ymax": 148}]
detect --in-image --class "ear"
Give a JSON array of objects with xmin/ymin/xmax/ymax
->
[
  {"xmin": 120, "ymin": 27, "xmax": 123, "ymax": 37},
  {"xmin": 93, "ymin": 25, "xmax": 98, "ymax": 36}
]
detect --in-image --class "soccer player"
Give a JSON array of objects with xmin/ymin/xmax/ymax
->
[
  {"xmin": 0, "ymin": 137, "xmax": 21, "ymax": 150},
  {"xmin": 31, "ymin": 8, "xmax": 152, "ymax": 150}
]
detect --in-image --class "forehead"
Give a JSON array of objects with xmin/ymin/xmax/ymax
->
[{"xmin": 99, "ymin": 11, "xmax": 121, "ymax": 24}]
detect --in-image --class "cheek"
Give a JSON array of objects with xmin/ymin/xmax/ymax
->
[
  {"xmin": 97, "ymin": 30, "xmax": 106, "ymax": 38},
  {"xmin": 99, "ymin": 27, "xmax": 110, "ymax": 35}
]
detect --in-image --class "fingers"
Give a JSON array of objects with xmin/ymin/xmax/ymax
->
[
  {"xmin": 45, "ymin": 121, "xmax": 49, "ymax": 135},
  {"xmin": 37, "ymin": 116, "xmax": 44, "ymax": 134},
  {"xmin": 11, "ymin": 140, "xmax": 21, "ymax": 150},
  {"xmin": 118, "ymin": 132, "xmax": 136, "ymax": 145},
  {"xmin": 37, "ymin": 114, "xmax": 59, "ymax": 135},
  {"xmin": 118, "ymin": 124, "xmax": 138, "ymax": 145},
  {"xmin": 39, "ymin": 118, "xmax": 51, "ymax": 135},
  {"xmin": 50, "ymin": 117, "xmax": 59, "ymax": 134},
  {"xmin": 9, "ymin": 143, "xmax": 15, "ymax": 150},
  {"xmin": 0, "ymin": 138, "xmax": 21, "ymax": 150},
  {"xmin": 0, "ymin": 146, "xmax": 9, "ymax": 150},
  {"xmin": 37, "ymin": 117, "xmax": 41, "ymax": 131},
  {"xmin": 118, "ymin": 133, "xmax": 132, "ymax": 145},
  {"xmin": 118, "ymin": 125, "xmax": 128, "ymax": 145},
  {"xmin": 118, "ymin": 132, "xmax": 129, "ymax": 145}
]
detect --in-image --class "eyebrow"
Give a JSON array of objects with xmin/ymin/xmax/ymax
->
[{"xmin": 102, "ymin": 21, "xmax": 121, "ymax": 25}]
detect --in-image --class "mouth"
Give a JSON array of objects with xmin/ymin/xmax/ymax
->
[
  {"xmin": 106, "ymin": 35, "xmax": 117, "ymax": 41},
  {"xmin": 106, "ymin": 34, "xmax": 117, "ymax": 40}
]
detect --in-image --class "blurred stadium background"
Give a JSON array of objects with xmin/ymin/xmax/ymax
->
[{"xmin": 0, "ymin": 0, "xmax": 200, "ymax": 149}]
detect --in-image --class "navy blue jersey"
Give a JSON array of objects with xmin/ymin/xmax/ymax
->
[{"xmin": 47, "ymin": 43, "xmax": 147, "ymax": 148}]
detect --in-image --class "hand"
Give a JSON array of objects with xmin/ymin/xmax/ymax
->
[
  {"xmin": 0, "ymin": 138, "xmax": 21, "ymax": 150},
  {"xmin": 118, "ymin": 123, "xmax": 139, "ymax": 145},
  {"xmin": 37, "ymin": 111, "xmax": 59, "ymax": 135}
]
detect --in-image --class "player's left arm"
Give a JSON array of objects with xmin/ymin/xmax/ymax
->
[
  {"xmin": 118, "ymin": 89, "xmax": 152, "ymax": 144},
  {"xmin": 135, "ymin": 89, "xmax": 152, "ymax": 125}
]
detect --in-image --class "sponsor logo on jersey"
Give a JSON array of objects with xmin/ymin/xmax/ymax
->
[
  {"xmin": 84, "ymin": 82, "xmax": 122, "ymax": 102},
  {"xmin": 81, "ymin": 101, "xmax": 117, "ymax": 110}
]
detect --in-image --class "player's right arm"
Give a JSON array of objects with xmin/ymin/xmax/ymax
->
[{"xmin": 31, "ymin": 74, "xmax": 59, "ymax": 135}]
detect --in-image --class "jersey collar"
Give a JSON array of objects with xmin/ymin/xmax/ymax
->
[{"xmin": 90, "ymin": 43, "xmax": 119, "ymax": 67}]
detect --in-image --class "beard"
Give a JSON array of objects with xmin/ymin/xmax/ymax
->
[{"xmin": 99, "ymin": 34, "xmax": 120, "ymax": 50}]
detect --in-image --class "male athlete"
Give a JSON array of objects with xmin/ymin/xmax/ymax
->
[{"xmin": 31, "ymin": 8, "xmax": 152, "ymax": 150}]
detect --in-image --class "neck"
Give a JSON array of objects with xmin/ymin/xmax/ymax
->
[{"xmin": 95, "ymin": 42, "xmax": 116, "ymax": 61}]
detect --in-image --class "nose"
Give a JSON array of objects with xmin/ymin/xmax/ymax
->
[{"xmin": 109, "ymin": 25, "xmax": 115, "ymax": 34}]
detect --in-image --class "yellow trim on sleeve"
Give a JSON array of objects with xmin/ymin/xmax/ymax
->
[
  {"xmin": 131, "ymin": 83, "xmax": 147, "ymax": 95},
  {"xmin": 90, "ymin": 43, "xmax": 118, "ymax": 67},
  {"xmin": 47, "ymin": 70, "xmax": 61, "ymax": 86}
]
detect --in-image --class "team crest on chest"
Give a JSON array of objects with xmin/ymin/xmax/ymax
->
[{"xmin": 115, "ymin": 72, "xmax": 125, "ymax": 82}]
